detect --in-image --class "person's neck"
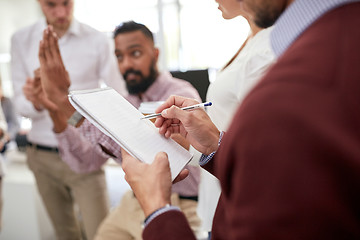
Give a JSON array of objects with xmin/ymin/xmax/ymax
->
[{"xmin": 248, "ymin": 20, "xmax": 263, "ymax": 38}]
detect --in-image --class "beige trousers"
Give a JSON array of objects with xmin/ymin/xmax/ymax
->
[
  {"xmin": 27, "ymin": 146, "xmax": 110, "ymax": 240},
  {"xmin": 95, "ymin": 190, "xmax": 201, "ymax": 240}
]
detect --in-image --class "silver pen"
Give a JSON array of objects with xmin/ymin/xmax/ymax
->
[{"xmin": 140, "ymin": 101, "xmax": 212, "ymax": 120}]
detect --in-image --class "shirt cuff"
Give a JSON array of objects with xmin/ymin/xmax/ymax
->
[
  {"xmin": 54, "ymin": 124, "xmax": 74, "ymax": 138},
  {"xmin": 199, "ymin": 131, "xmax": 225, "ymax": 166},
  {"xmin": 143, "ymin": 204, "xmax": 181, "ymax": 228}
]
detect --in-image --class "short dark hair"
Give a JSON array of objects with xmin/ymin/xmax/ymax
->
[{"xmin": 113, "ymin": 21, "xmax": 154, "ymax": 43}]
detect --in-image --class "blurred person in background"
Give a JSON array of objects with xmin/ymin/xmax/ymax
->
[
  {"xmin": 0, "ymin": 77, "xmax": 20, "ymax": 154},
  {"xmin": 0, "ymin": 105, "xmax": 8, "ymax": 231},
  {"xmin": 10, "ymin": 0, "xmax": 123, "ymax": 239},
  {"xmin": 196, "ymin": 0, "xmax": 275, "ymax": 238}
]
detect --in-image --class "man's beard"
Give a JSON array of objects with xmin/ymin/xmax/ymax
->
[
  {"xmin": 252, "ymin": 2, "xmax": 285, "ymax": 28},
  {"xmin": 123, "ymin": 63, "xmax": 158, "ymax": 95}
]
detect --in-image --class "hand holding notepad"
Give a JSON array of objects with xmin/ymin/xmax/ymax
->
[{"xmin": 68, "ymin": 87, "xmax": 193, "ymax": 180}]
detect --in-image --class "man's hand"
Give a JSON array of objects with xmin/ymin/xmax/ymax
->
[
  {"xmin": 121, "ymin": 150, "xmax": 189, "ymax": 217},
  {"xmin": 154, "ymin": 95, "xmax": 220, "ymax": 155},
  {"xmin": 37, "ymin": 25, "xmax": 78, "ymax": 132},
  {"xmin": 22, "ymin": 77, "xmax": 43, "ymax": 111},
  {"xmin": 22, "ymin": 68, "xmax": 57, "ymax": 112},
  {"xmin": 33, "ymin": 68, "xmax": 58, "ymax": 112},
  {"xmin": 38, "ymin": 25, "xmax": 74, "ymax": 118},
  {"xmin": 22, "ymin": 67, "xmax": 67, "ymax": 133}
]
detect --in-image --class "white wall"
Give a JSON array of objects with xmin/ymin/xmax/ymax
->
[
  {"xmin": 0, "ymin": 0, "xmax": 42, "ymax": 97},
  {"xmin": 0, "ymin": 0, "xmax": 42, "ymax": 54}
]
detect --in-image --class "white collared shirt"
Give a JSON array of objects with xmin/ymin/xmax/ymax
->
[
  {"xmin": 198, "ymin": 26, "xmax": 275, "ymax": 231},
  {"xmin": 11, "ymin": 18, "xmax": 126, "ymax": 147}
]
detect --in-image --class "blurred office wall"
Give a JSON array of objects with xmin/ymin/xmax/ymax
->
[
  {"xmin": 0, "ymin": 0, "xmax": 42, "ymax": 97},
  {"xmin": 0, "ymin": 0, "xmax": 249, "ymax": 97}
]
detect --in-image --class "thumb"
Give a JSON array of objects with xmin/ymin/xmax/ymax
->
[
  {"xmin": 154, "ymin": 152, "xmax": 169, "ymax": 166},
  {"xmin": 121, "ymin": 150, "xmax": 139, "ymax": 172},
  {"xmin": 173, "ymin": 169, "xmax": 189, "ymax": 184}
]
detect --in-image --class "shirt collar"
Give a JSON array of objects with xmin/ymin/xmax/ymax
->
[
  {"xmin": 271, "ymin": 0, "xmax": 359, "ymax": 57},
  {"xmin": 66, "ymin": 18, "xmax": 81, "ymax": 36}
]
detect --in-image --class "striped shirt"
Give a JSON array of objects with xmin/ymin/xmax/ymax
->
[{"xmin": 271, "ymin": 0, "xmax": 359, "ymax": 57}]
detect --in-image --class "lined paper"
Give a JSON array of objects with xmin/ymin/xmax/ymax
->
[{"xmin": 68, "ymin": 87, "xmax": 193, "ymax": 180}]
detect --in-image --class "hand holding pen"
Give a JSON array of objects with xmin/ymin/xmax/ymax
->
[{"xmin": 153, "ymin": 96, "xmax": 220, "ymax": 156}]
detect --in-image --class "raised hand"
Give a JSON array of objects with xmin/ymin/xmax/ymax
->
[
  {"xmin": 154, "ymin": 95, "xmax": 220, "ymax": 155},
  {"xmin": 38, "ymin": 25, "xmax": 73, "ymax": 118}
]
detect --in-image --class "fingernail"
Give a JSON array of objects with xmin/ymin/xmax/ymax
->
[{"xmin": 161, "ymin": 109, "xmax": 167, "ymax": 116}]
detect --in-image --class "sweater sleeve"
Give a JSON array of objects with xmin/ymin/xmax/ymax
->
[{"xmin": 143, "ymin": 210, "xmax": 196, "ymax": 240}]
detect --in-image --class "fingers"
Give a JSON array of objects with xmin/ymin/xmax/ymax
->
[
  {"xmin": 40, "ymin": 26, "xmax": 60, "ymax": 66},
  {"xmin": 48, "ymin": 28, "xmax": 56, "ymax": 61},
  {"xmin": 161, "ymin": 105, "xmax": 193, "ymax": 135},
  {"xmin": 34, "ymin": 68, "xmax": 40, "ymax": 78},
  {"xmin": 38, "ymin": 25, "xmax": 71, "ymax": 98},
  {"xmin": 153, "ymin": 152, "xmax": 172, "ymax": 181},
  {"xmin": 41, "ymin": 29, "xmax": 54, "ymax": 69},
  {"xmin": 121, "ymin": 149, "xmax": 131, "ymax": 159},
  {"xmin": 154, "ymin": 95, "xmax": 199, "ymax": 138},
  {"xmin": 161, "ymin": 105, "xmax": 188, "ymax": 120},
  {"xmin": 39, "ymin": 40, "xmax": 46, "ymax": 66},
  {"xmin": 121, "ymin": 150, "xmax": 135, "ymax": 167},
  {"xmin": 155, "ymin": 95, "xmax": 178, "ymax": 113},
  {"xmin": 156, "ymin": 116, "xmax": 183, "ymax": 138},
  {"xmin": 173, "ymin": 169, "xmax": 189, "ymax": 184},
  {"xmin": 34, "ymin": 69, "xmax": 41, "ymax": 86},
  {"xmin": 155, "ymin": 95, "xmax": 197, "ymax": 114},
  {"xmin": 25, "ymin": 77, "xmax": 34, "ymax": 84},
  {"xmin": 23, "ymin": 77, "xmax": 36, "ymax": 93},
  {"xmin": 47, "ymin": 26, "xmax": 64, "ymax": 69},
  {"xmin": 44, "ymin": 27, "xmax": 52, "ymax": 59},
  {"xmin": 158, "ymin": 121, "xmax": 175, "ymax": 138}
]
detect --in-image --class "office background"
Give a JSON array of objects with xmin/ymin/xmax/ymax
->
[{"xmin": 0, "ymin": 0, "xmax": 250, "ymax": 96}]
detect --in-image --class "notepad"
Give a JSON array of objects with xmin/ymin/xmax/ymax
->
[{"xmin": 68, "ymin": 87, "xmax": 193, "ymax": 180}]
